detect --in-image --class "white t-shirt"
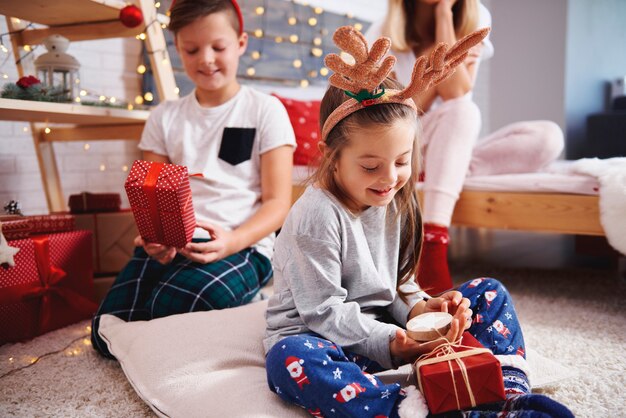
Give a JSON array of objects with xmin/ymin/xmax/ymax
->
[
  {"xmin": 365, "ymin": 3, "xmax": 494, "ymax": 110},
  {"xmin": 139, "ymin": 86, "xmax": 296, "ymax": 260}
]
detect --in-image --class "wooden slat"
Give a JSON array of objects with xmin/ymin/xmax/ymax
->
[
  {"xmin": 451, "ymin": 190, "xmax": 603, "ymax": 236},
  {"xmin": 0, "ymin": 98, "xmax": 150, "ymax": 125},
  {"xmin": 0, "ymin": 0, "xmax": 123, "ymax": 26},
  {"xmin": 21, "ymin": 22, "xmax": 143, "ymax": 45},
  {"xmin": 42, "ymin": 124, "xmax": 144, "ymax": 141}
]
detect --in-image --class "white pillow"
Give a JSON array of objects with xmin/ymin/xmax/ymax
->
[
  {"xmin": 98, "ymin": 299, "xmax": 573, "ymax": 417},
  {"xmin": 98, "ymin": 300, "xmax": 308, "ymax": 418}
]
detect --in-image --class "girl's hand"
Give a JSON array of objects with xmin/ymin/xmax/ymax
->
[
  {"xmin": 177, "ymin": 221, "xmax": 236, "ymax": 264},
  {"xmin": 436, "ymin": 0, "xmax": 458, "ymax": 17},
  {"xmin": 424, "ymin": 291, "xmax": 473, "ymax": 336},
  {"xmin": 134, "ymin": 235, "xmax": 176, "ymax": 265},
  {"xmin": 390, "ymin": 317, "xmax": 464, "ymax": 364}
]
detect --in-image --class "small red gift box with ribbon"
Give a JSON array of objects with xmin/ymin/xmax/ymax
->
[
  {"xmin": 415, "ymin": 332, "xmax": 505, "ymax": 414},
  {"xmin": 0, "ymin": 231, "xmax": 97, "ymax": 344},
  {"xmin": 124, "ymin": 160, "xmax": 196, "ymax": 248}
]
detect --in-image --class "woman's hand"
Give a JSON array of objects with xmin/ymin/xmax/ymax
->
[
  {"xmin": 177, "ymin": 221, "xmax": 237, "ymax": 264},
  {"xmin": 435, "ymin": 0, "xmax": 458, "ymax": 18},
  {"xmin": 134, "ymin": 235, "xmax": 176, "ymax": 265},
  {"xmin": 390, "ymin": 316, "xmax": 464, "ymax": 364}
]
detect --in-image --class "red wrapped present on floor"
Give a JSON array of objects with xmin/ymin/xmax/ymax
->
[
  {"xmin": 68, "ymin": 192, "xmax": 122, "ymax": 214},
  {"xmin": 0, "ymin": 231, "xmax": 97, "ymax": 344},
  {"xmin": 124, "ymin": 160, "xmax": 196, "ymax": 248},
  {"xmin": 414, "ymin": 332, "xmax": 505, "ymax": 414},
  {"xmin": 1, "ymin": 214, "xmax": 75, "ymax": 240}
]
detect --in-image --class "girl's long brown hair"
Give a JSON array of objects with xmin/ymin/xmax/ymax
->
[
  {"xmin": 382, "ymin": 0, "xmax": 479, "ymax": 53},
  {"xmin": 314, "ymin": 78, "xmax": 423, "ymax": 303}
]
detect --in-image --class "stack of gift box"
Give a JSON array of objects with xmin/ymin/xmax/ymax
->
[
  {"xmin": 0, "ymin": 160, "xmax": 196, "ymax": 345},
  {"xmin": 0, "ymin": 214, "xmax": 96, "ymax": 344}
]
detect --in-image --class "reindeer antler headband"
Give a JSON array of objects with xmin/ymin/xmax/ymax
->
[{"xmin": 321, "ymin": 26, "xmax": 490, "ymax": 142}]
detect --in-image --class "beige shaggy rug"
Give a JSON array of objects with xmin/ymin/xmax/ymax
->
[{"xmin": 1, "ymin": 263, "xmax": 624, "ymax": 417}]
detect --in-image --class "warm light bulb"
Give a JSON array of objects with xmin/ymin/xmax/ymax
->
[
  {"xmin": 109, "ymin": 97, "xmax": 116, "ymax": 103},
  {"xmin": 313, "ymin": 37, "xmax": 322, "ymax": 46},
  {"xmin": 174, "ymin": 87, "xmax": 180, "ymax": 94},
  {"xmin": 275, "ymin": 36, "xmax": 283, "ymax": 43},
  {"xmin": 246, "ymin": 67, "xmax": 256, "ymax": 76},
  {"xmin": 308, "ymin": 70, "xmax": 318, "ymax": 78},
  {"xmin": 23, "ymin": 45, "xmax": 31, "ymax": 52},
  {"xmin": 122, "ymin": 165, "xmax": 129, "ymax": 172},
  {"xmin": 144, "ymin": 92, "xmax": 154, "ymax": 101},
  {"xmin": 300, "ymin": 79, "xmax": 309, "ymax": 88},
  {"xmin": 135, "ymin": 95, "xmax": 144, "ymax": 104},
  {"xmin": 44, "ymin": 127, "xmax": 51, "ymax": 134},
  {"xmin": 254, "ymin": 29, "xmax": 263, "ymax": 38},
  {"xmin": 288, "ymin": 17, "xmax": 297, "ymax": 25},
  {"xmin": 293, "ymin": 59, "xmax": 302, "ymax": 68},
  {"xmin": 138, "ymin": 33, "xmax": 147, "ymax": 40},
  {"xmin": 22, "ymin": 126, "xmax": 28, "ymax": 133},
  {"xmin": 311, "ymin": 47, "xmax": 323, "ymax": 57},
  {"xmin": 84, "ymin": 143, "xmax": 90, "ymax": 151},
  {"xmin": 0, "ymin": 45, "xmax": 8, "ymax": 53},
  {"xmin": 2, "ymin": 74, "xmax": 8, "ymax": 79},
  {"xmin": 308, "ymin": 17, "xmax": 317, "ymax": 26},
  {"xmin": 289, "ymin": 34, "xmax": 299, "ymax": 43},
  {"xmin": 74, "ymin": 97, "xmax": 81, "ymax": 103},
  {"xmin": 137, "ymin": 64, "xmax": 147, "ymax": 74},
  {"xmin": 99, "ymin": 95, "xmax": 106, "ymax": 101},
  {"xmin": 255, "ymin": 6, "xmax": 265, "ymax": 15},
  {"xmin": 155, "ymin": 1, "xmax": 161, "ymax": 7},
  {"xmin": 80, "ymin": 90, "xmax": 87, "ymax": 96},
  {"xmin": 99, "ymin": 164, "xmax": 106, "ymax": 171},
  {"xmin": 320, "ymin": 67, "xmax": 329, "ymax": 76},
  {"xmin": 314, "ymin": 7, "xmax": 323, "ymax": 14},
  {"xmin": 251, "ymin": 51, "xmax": 261, "ymax": 60},
  {"xmin": 127, "ymin": 104, "xmax": 134, "ymax": 110},
  {"xmin": 354, "ymin": 23, "xmax": 363, "ymax": 31}
]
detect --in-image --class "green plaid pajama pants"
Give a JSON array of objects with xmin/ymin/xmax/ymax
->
[{"xmin": 91, "ymin": 240, "xmax": 272, "ymax": 358}]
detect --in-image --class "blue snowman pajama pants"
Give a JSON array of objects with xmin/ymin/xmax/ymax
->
[{"xmin": 265, "ymin": 278, "xmax": 525, "ymax": 418}]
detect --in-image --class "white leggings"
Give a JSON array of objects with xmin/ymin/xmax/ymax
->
[{"xmin": 420, "ymin": 98, "xmax": 564, "ymax": 226}]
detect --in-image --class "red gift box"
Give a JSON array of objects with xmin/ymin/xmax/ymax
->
[
  {"xmin": 1, "ymin": 214, "xmax": 75, "ymax": 240},
  {"xmin": 0, "ymin": 231, "xmax": 97, "ymax": 344},
  {"xmin": 124, "ymin": 160, "xmax": 196, "ymax": 248},
  {"xmin": 68, "ymin": 192, "xmax": 122, "ymax": 214},
  {"xmin": 415, "ymin": 332, "xmax": 505, "ymax": 414}
]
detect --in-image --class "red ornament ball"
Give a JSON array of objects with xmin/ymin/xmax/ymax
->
[{"xmin": 119, "ymin": 5, "xmax": 143, "ymax": 28}]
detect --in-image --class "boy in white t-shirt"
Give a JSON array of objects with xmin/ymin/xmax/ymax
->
[{"xmin": 92, "ymin": 0, "xmax": 296, "ymax": 359}]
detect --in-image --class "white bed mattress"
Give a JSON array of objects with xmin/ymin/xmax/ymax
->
[{"xmin": 293, "ymin": 164, "xmax": 600, "ymax": 196}]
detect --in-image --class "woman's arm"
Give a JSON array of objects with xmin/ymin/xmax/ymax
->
[{"xmin": 433, "ymin": 0, "xmax": 480, "ymax": 100}]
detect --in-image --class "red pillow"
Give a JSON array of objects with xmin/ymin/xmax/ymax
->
[{"xmin": 272, "ymin": 93, "xmax": 322, "ymax": 166}]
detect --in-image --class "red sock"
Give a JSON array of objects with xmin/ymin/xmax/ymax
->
[{"xmin": 417, "ymin": 223, "xmax": 452, "ymax": 295}]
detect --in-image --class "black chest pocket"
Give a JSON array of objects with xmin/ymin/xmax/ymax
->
[{"xmin": 218, "ymin": 127, "xmax": 256, "ymax": 166}]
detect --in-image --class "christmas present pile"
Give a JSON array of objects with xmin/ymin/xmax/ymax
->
[
  {"xmin": 414, "ymin": 332, "xmax": 505, "ymax": 414},
  {"xmin": 125, "ymin": 160, "xmax": 196, "ymax": 248},
  {"xmin": 0, "ymin": 216, "xmax": 96, "ymax": 344},
  {"xmin": 68, "ymin": 192, "xmax": 122, "ymax": 213},
  {"xmin": 0, "ymin": 213, "xmax": 75, "ymax": 240}
]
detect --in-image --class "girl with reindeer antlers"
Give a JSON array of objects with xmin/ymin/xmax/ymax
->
[{"xmin": 263, "ymin": 26, "xmax": 573, "ymax": 418}]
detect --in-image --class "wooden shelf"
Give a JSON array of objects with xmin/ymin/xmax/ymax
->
[
  {"xmin": 0, "ymin": 0, "xmax": 168, "ymax": 44},
  {"xmin": 0, "ymin": 98, "xmax": 149, "ymax": 125}
]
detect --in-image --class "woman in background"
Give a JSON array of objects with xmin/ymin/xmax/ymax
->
[{"xmin": 365, "ymin": 0, "xmax": 564, "ymax": 295}]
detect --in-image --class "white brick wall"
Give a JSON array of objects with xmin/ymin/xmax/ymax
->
[{"xmin": 0, "ymin": 18, "xmax": 142, "ymax": 215}]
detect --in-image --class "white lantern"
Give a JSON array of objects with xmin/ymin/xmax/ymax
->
[{"xmin": 34, "ymin": 34, "xmax": 80, "ymax": 102}]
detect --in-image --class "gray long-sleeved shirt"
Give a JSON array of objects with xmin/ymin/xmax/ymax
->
[{"xmin": 263, "ymin": 186, "xmax": 428, "ymax": 369}]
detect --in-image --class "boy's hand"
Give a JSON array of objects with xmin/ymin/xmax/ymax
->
[
  {"xmin": 178, "ymin": 221, "xmax": 236, "ymax": 264},
  {"xmin": 134, "ymin": 235, "xmax": 176, "ymax": 265},
  {"xmin": 423, "ymin": 291, "xmax": 473, "ymax": 336},
  {"xmin": 390, "ymin": 316, "xmax": 464, "ymax": 364}
]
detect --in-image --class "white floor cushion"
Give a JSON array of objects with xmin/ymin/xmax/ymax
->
[{"xmin": 98, "ymin": 299, "xmax": 574, "ymax": 417}]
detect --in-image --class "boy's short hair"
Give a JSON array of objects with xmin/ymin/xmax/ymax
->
[{"xmin": 169, "ymin": 0, "xmax": 243, "ymax": 35}]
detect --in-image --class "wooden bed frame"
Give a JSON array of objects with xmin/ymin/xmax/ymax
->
[{"xmin": 292, "ymin": 185, "xmax": 604, "ymax": 237}]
